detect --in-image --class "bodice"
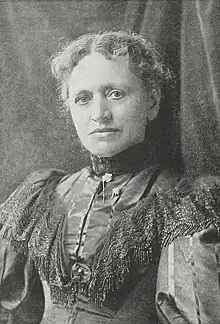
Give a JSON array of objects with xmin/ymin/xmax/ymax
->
[
  {"xmin": 1, "ymin": 166, "xmax": 218, "ymax": 324},
  {"xmin": 41, "ymin": 164, "xmax": 161, "ymax": 323}
]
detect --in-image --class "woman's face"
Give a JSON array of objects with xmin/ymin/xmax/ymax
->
[{"xmin": 68, "ymin": 52, "xmax": 160, "ymax": 157}]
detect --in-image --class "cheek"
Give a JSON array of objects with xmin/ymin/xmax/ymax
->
[
  {"xmin": 70, "ymin": 108, "xmax": 87, "ymax": 131},
  {"xmin": 122, "ymin": 100, "xmax": 148, "ymax": 128},
  {"xmin": 122, "ymin": 102, "xmax": 148, "ymax": 140}
]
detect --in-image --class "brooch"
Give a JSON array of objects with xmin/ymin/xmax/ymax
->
[
  {"xmin": 101, "ymin": 173, "xmax": 113, "ymax": 203},
  {"xmin": 71, "ymin": 261, "xmax": 92, "ymax": 283}
]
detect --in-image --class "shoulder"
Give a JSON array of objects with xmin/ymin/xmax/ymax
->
[
  {"xmin": 154, "ymin": 173, "xmax": 220, "ymax": 244},
  {"xmin": 0, "ymin": 166, "xmax": 90, "ymax": 214},
  {"xmin": 0, "ymin": 168, "xmax": 68, "ymax": 210},
  {"xmin": 157, "ymin": 171, "xmax": 220, "ymax": 210},
  {"xmin": 134, "ymin": 169, "xmax": 220, "ymax": 243},
  {"xmin": 168, "ymin": 173, "xmax": 220, "ymax": 204},
  {"xmin": 0, "ymin": 167, "xmax": 85, "ymax": 251},
  {"xmin": 0, "ymin": 168, "xmax": 67, "ymax": 233},
  {"xmin": 55, "ymin": 166, "xmax": 91, "ymax": 197},
  {"xmin": 154, "ymin": 167, "xmax": 220, "ymax": 199},
  {"xmin": 154, "ymin": 165, "xmax": 183, "ymax": 193},
  {"xmin": 181, "ymin": 173, "xmax": 220, "ymax": 211},
  {"xmin": 183, "ymin": 173, "xmax": 220, "ymax": 193},
  {"xmin": 22, "ymin": 168, "xmax": 68, "ymax": 186}
]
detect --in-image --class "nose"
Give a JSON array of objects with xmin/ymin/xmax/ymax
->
[{"xmin": 90, "ymin": 94, "xmax": 112, "ymax": 123}]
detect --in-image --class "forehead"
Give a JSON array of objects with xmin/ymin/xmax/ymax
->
[{"xmin": 68, "ymin": 52, "xmax": 142, "ymax": 93}]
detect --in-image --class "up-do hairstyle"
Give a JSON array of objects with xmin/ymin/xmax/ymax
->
[{"xmin": 51, "ymin": 31, "xmax": 172, "ymax": 107}]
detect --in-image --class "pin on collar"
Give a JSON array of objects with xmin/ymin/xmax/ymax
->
[
  {"xmin": 101, "ymin": 173, "xmax": 113, "ymax": 203},
  {"xmin": 102, "ymin": 173, "xmax": 113, "ymax": 183}
]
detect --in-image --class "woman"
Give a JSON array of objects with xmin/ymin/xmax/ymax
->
[{"xmin": 0, "ymin": 31, "xmax": 219, "ymax": 324}]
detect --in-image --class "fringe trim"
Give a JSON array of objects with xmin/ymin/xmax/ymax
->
[{"xmin": 0, "ymin": 173, "xmax": 220, "ymax": 307}]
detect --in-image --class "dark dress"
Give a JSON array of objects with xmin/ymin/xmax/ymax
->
[{"xmin": 0, "ymin": 154, "xmax": 219, "ymax": 323}]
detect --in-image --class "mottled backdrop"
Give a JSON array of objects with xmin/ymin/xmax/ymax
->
[
  {"xmin": 1, "ymin": 0, "xmax": 220, "ymax": 202},
  {"xmin": 0, "ymin": 0, "xmax": 130, "ymax": 201}
]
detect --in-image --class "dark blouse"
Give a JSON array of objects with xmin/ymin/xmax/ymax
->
[{"xmin": 0, "ymin": 165, "xmax": 219, "ymax": 324}]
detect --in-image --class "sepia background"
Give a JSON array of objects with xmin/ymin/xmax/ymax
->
[{"xmin": 0, "ymin": 0, "xmax": 220, "ymax": 202}]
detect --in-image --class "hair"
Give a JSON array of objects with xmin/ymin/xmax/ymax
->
[
  {"xmin": 50, "ymin": 30, "xmax": 182, "ymax": 169},
  {"xmin": 50, "ymin": 30, "xmax": 173, "ymax": 108}
]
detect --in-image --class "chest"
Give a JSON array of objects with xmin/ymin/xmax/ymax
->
[{"xmin": 56, "ymin": 167, "xmax": 156, "ymax": 260}]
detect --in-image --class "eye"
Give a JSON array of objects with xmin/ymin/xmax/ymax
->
[
  {"xmin": 107, "ymin": 89, "xmax": 126, "ymax": 101},
  {"xmin": 75, "ymin": 94, "xmax": 92, "ymax": 106}
]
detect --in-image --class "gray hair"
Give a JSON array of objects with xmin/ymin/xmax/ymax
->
[{"xmin": 51, "ymin": 30, "xmax": 173, "ymax": 107}]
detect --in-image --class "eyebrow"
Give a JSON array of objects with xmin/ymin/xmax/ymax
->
[
  {"xmin": 72, "ymin": 84, "xmax": 130, "ymax": 96},
  {"xmin": 74, "ymin": 89, "xmax": 92, "ymax": 96}
]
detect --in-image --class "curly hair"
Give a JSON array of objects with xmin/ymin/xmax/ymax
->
[{"xmin": 51, "ymin": 30, "xmax": 173, "ymax": 107}]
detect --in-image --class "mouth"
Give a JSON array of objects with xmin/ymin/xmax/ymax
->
[{"xmin": 89, "ymin": 128, "xmax": 120, "ymax": 135}]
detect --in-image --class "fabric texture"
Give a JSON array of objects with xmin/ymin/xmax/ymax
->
[
  {"xmin": 157, "ymin": 234, "xmax": 220, "ymax": 324},
  {"xmin": 0, "ymin": 168, "xmax": 220, "ymax": 323},
  {"xmin": 0, "ymin": 164, "xmax": 165, "ymax": 323}
]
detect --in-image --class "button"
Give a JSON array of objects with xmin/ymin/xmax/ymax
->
[
  {"xmin": 77, "ymin": 267, "xmax": 83, "ymax": 274},
  {"xmin": 157, "ymin": 299, "xmax": 163, "ymax": 306},
  {"xmin": 111, "ymin": 187, "xmax": 121, "ymax": 199},
  {"xmin": 157, "ymin": 292, "xmax": 166, "ymax": 306},
  {"xmin": 71, "ymin": 262, "xmax": 91, "ymax": 283}
]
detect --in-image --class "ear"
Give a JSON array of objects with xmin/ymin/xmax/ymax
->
[{"xmin": 147, "ymin": 88, "xmax": 161, "ymax": 121}]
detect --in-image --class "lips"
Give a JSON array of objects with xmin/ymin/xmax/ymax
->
[{"xmin": 90, "ymin": 128, "xmax": 120, "ymax": 135}]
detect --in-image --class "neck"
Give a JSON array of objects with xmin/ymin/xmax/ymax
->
[{"xmin": 90, "ymin": 139, "xmax": 161, "ymax": 176}]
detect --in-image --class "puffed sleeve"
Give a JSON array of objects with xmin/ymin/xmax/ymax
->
[
  {"xmin": 0, "ymin": 238, "xmax": 45, "ymax": 323},
  {"xmin": 0, "ymin": 169, "xmax": 67, "ymax": 323},
  {"xmin": 156, "ymin": 174, "xmax": 220, "ymax": 324}
]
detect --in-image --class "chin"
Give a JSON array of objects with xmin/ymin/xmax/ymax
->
[
  {"xmin": 89, "ymin": 145, "xmax": 128, "ymax": 157},
  {"xmin": 90, "ymin": 150, "xmax": 116, "ymax": 158}
]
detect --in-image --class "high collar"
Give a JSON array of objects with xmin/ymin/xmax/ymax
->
[{"xmin": 90, "ymin": 139, "xmax": 161, "ymax": 176}]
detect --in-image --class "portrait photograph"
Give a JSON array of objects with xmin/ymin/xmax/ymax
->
[{"xmin": 0, "ymin": 1, "xmax": 220, "ymax": 323}]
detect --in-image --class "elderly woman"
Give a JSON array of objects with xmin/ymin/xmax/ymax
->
[{"xmin": 0, "ymin": 31, "xmax": 220, "ymax": 324}]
